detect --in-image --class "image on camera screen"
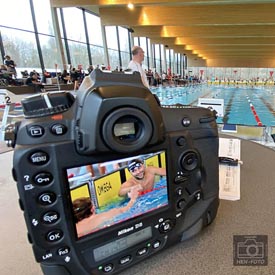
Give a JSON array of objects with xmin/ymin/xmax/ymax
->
[{"xmin": 66, "ymin": 151, "xmax": 168, "ymax": 239}]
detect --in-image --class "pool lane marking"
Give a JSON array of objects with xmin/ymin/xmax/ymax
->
[
  {"xmin": 246, "ymin": 96, "xmax": 263, "ymax": 126},
  {"xmin": 190, "ymin": 91, "xmax": 212, "ymax": 105},
  {"xmin": 259, "ymin": 96, "xmax": 275, "ymax": 116},
  {"xmin": 222, "ymin": 92, "xmax": 235, "ymax": 124}
]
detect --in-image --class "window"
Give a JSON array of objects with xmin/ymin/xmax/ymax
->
[
  {"xmin": 118, "ymin": 27, "xmax": 130, "ymax": 69},
  {"xmin": 0, "ymin": 0, "xmax": 33, "ymax": 31},
  {"xmin": 1, "ymin": 27, "xmax": 40, "ymax": 72}
]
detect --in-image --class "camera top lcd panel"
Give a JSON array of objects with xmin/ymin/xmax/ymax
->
[{"xmin": 7, "ymin": 69, "xmax": 219, "ymax": 275}]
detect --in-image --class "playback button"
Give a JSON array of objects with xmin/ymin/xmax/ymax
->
[{"xmin": 28, "ymin": 125, "xmax": 45, "ymax": 137}]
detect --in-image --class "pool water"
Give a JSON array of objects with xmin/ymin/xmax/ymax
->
[{"xmin": 151, "ymin": 85, "xmax": 275, "ymax": 126}]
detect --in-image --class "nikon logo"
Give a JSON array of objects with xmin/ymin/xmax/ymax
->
[{"xmin": 118, "ymin": 226, "xmax": 134, "ymax": 236}]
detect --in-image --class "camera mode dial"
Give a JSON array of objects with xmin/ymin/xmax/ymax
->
[{"xmin": 21, "ymin": 91, "xmax": 75, "ymax": 118}]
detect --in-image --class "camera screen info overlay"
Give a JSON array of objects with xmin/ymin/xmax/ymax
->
[{"xmin": 66, "ymin": 151, "xmax": 168, "ymax": 239}]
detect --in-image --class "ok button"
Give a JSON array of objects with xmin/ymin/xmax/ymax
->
[{"xmin": 46, "ymin": 230, "xmax": 63, "ymax": 242}]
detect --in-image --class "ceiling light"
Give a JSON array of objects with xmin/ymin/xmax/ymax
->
[{"xmin": 128, "ymin": 3, "xmax": 134, "ymax": 9}]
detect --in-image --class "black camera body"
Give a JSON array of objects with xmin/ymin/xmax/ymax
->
[{"xmin": 6, "ymin": 69, "xmax": 219, "ymax": 275}]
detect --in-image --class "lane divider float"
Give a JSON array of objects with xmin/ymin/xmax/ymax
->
[{"xmin": 246, "ymin": 96, "xmax": 263, "ymax": 126}]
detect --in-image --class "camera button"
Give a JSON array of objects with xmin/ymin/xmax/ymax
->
[
  {"xmin": 119, "ymin": 255, "xmax": 132, "ymax": 265},
  {"xmin": 159, "ymin": 219, "xmax": 174, "ymax": 233},
  {"xmin": 46, "ymin": 229, "xmax": 64, "ymax": 242},
  {"xmin": 174, "ymin": 174, "xmax": 188, "ymax": 184},
  {"xmin": 42, "ymin": 211, "xmax": 60, "ymax": 224},
  {"xmin": 102, "ymin": 263, "xmax": 114, "ymax": 273},
  {"xmin": 38, "ymin": 192, "xmax": 56, "ymax": 206},
  {"xmin": 152, "ymin": 240, "xmax": 161, "ymax": 249},
  {"xmin": 51, "ymin": 124, "xmax": 67, "ymax": 135},
  {"xmin": 57, "ymin": 246, "xmax": 70, "ymax": 256},
  {"xmin": 34, "ymin": 172, "xmax": 53, "ymax": 186},
  {"xmin": 182, "ymin": 117, "xmax": 191, "ymax": 127},
  {"xmin": 28, "ymin": 125, "xmax": 45, "ymax": 138},
  {"xmin": 136, "ymin": 247, "xmax": 148, "ymax": 257},
  {"xmin": 29, "ymin": 151, "xmax": 49, "ymax": 165},
  {"xmin": 177, "ymin": 199, "xmax": 186, "ymax": 210},
  {"xmin": 176, "ymin": 137, "xmax": 186, "ymax": 146},
  {"xmin": 175, "ymin": 187, "xmax": 184, "ymax": 196}
]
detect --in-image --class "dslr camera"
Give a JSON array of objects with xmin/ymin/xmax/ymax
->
[{"xmin": 5, "ymin": 69, "xmax": 219, "ymax": 275}]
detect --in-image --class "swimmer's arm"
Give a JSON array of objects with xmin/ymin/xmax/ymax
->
[
  {"xmin": 119, "ymin": 182, "xmax": 142, "ymax": 196},
  {"xmin": 109, "ymin": 189, "xmax": 138, "ymax": 217},
  {"xmin": 118, "ymin": 181, "xmax": 132, "ymax": 196},
  {"xmin": 148, "ymin": 167, "xmax": 166, "ymax": 176}
]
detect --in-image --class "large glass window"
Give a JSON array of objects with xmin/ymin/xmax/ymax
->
[
  {"xmin": 67, "ymin": 40, "xmax": 89, "ymax": 71},
  {"xmin": 1, "ymin": 27, "xmax": 40, "ymax": 73},
  {"xmin": 105, "ymin": 26, "xmax": 118, "ymax": 50},
  {"xmin": 62, "ymin": 8, "xmax": 86, "ymax": 43},
  {"xmin": 86, "ymin": 12, "xmax": 104, "ymax": 47},
  {"xmin": 166, "ymin": 49, "xmax": 170, "ymax": 73},
  {"xmin": 133, "ymin": 37, "xmax": 139, "ymax": 47},
  {"xmin": 105, "ymin": 26, "xmax": 119, "ymax": 69},
  {"xmin": 86, "ymin": 12, "xmax": 105, "ymax": 68},
  {"xmin": 39, "ymin": 34, "xmax": 62, "ymax": 70},
  {"xmin": 33, "ymin": 0, "xmax": 54, "ymax": 35},
  {"xmin": 154, "ymin": 44, "xmax": 161, "ymax": 73},
  {"xmin": 0, "ymin": 0, "xmax": 33, "ymax": 31},
  {"xmin": 108, "ymin": 48, "xmax": 119, "ymax": 70},
  {"xmin": 118, "ymin": 27, "xmax": 130, "ymax": 69},
  {"xmin": 141, "ymin": 37, "xmax": 149, "ymax": 69},
  {"xmin": 89, "ymin": 45, "xmax": 105, "ymax": 67}
]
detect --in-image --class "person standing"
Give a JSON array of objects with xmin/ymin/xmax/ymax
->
[{"xmin": 127, "ymin": 46, "xmax": 150, "ymax": 89}]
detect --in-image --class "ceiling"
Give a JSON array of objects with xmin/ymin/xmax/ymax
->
[{"xmin": 50, "ymin": 0, "xmax": 275, "ymax": 68}]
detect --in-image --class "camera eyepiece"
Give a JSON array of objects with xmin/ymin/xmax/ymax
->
[{"xmin": 102, "ymin": 107, "xmax": 153, "ymax": 153}]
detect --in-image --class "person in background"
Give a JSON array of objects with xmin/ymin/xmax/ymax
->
[
  {"xmin": 42, "ymin": 69, "xmax": 51, "ymax": 83},
  {"xmin": 61, "ymin": 69, "xmax": 70, "ymax": 84},
  {"xmin": 4, "ymin": 55, "xmax": 17, "ymax": 78},
  {"xmin": 0, "ymin": 64, "xmax": 16, "ymax": 85},
  {"xmin": 127, "ymin": 46, "xmax": 150, "ymax": 89},
  {"xmin": 87, "ymin": 65, "xmax": 94, "ymax": 74},
  {"xmin": 25, "ymin": 72, "xmax": 43, "ymax": 91}
]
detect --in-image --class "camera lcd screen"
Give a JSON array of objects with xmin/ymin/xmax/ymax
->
[{"xmin": 67, "ymin": 151, "xmax": 168, "ymax": 239}]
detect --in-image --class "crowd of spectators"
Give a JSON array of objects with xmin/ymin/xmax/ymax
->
[
  {"xmin": 0, "ymin": 55, "xmax": 200, "ymax": 90},
  {"xmin": 144, "ymin": 68, "xmax": 201, "ymax": 87}
]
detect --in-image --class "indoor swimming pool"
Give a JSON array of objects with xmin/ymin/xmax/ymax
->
[{"xmin": 151, "ymin": 84, "xmax": 275, "ymax": 127}]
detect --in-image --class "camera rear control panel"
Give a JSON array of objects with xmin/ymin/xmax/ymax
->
[
  {"xmin": 92, "ymin": 234, "xmax": 168, "ymax": 274},
  {"xmin": 13, "ymin": 146, "xmax": 76, "ymax": 267}
]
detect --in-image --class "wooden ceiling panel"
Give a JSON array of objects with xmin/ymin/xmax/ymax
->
[{"xmin": 50, "ymin": 0, "xmax": 275, "ymax": 67}]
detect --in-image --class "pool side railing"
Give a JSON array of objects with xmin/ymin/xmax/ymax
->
[{"xmin": 218, "ymin": 123, "xmax": 275, "ymax": 149}]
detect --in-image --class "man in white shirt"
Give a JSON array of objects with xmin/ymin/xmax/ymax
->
[{"xmin": 127, "ymin": 46, "xmax": 150, "ymax": 89}]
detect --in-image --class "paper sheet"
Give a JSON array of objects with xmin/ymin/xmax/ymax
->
[{"xmin": 219, "ymin": 138, "xmax": 241, "ymax": 200}]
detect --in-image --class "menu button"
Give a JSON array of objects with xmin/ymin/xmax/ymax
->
[{"xmin": 29, "ymin": 151, "xmax": 49, "ymax": 165}]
